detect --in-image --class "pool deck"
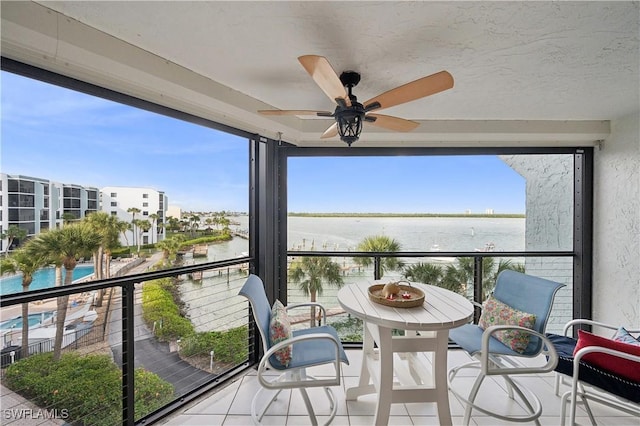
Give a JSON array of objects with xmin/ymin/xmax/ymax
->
[{"xmin": 0, "ymin": 258, "xmax": 144, "ymax": 336}]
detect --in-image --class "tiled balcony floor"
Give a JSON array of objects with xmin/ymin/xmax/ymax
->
[{"xmin": 159, "ymin": 349, "xmax": 638, "ymax": 425}]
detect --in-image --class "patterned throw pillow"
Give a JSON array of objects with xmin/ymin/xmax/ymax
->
[
  {"xmin": 612, "ymin": 326, "xmax": 640, "ymax": 346},
  {"xmin": 478, "ymin": 295, "xmax": 537, "ymax": 353},
  {"xmin": 269, "ymin": 300, "xmax": 293, "ymax": 366}
]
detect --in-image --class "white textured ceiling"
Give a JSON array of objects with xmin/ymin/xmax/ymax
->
[{"xmin": 2, "ymin": 1, "xmax": 639, "ymax": 146}]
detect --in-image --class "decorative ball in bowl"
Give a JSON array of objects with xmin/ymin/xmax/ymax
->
[{"xmin": 368, "ymin": 281, "xmax": 425, "ymax": 308}]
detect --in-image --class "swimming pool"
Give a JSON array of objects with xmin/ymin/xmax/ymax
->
[
  {"xmin": 0, "ymin": 311, "xmax": 55, "ymax": 330},
  {"xmin": 0, "ymin": 266, "xmax": 94, "ymax": 296}
]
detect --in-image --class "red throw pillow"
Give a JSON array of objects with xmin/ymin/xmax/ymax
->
[{"xmin": 574, "ymin": 330, "xmax": 640, "ymax": 382}]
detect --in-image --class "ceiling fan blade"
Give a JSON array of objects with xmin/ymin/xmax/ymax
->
[
  {"xmin": 363, "ymin": 71, "xmax": 454, "ymax": 111},
  {"xmin": 258, "ymin": 109, "xmax": 333, "ymax": 116},
  {"xmin": 298, "ymin": 55, "xmax": 351, "ymax": 107},
  {"xmin": 366, "ymin": 113, "xmax": 419, "ymax": 132},
  {"xmin": 320, "ymin": 123, "xmax": 339, "ymax": 139}
]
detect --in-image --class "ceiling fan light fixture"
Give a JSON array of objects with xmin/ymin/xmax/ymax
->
[
  {"xmin": 336, "ymin": 108, "xmax": 364, "ymax": 146},
  {"xmin": 334, "ymin": 95, "xmax": 366, "ymax": 146}
]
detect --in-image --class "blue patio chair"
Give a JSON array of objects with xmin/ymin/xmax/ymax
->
[
  {"xmin": 238, "ymin": 274, "xmax": 349, "ymax": 426},
  {"xmin": 448, "ymin": 270, "xmax": 565, "ymax": 425}
]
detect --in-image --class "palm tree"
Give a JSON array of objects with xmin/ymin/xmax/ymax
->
[
  {"xmin": 288, "ymin": 256, "xmax": 344, "ymax": 327},
  {"xmin": 31, "ymin": 224, "xmax": 101, "ymax": 361},
  {"xmin": 401, "ymin": 261, "xmax": 466, "ymax": 294},
  {"xmin": 354, "ymin": 235, "xmax": 404, "ymax": 279},
  {"xmin": 156, "ymin": 235, "xmax": 186, "ymax": 265},
  {"xmin": 1, "ymin": 225, "xmax": 28, "ymax": 254},
  {"xmin": 85, "ymin": 212, "xmax": 122, "ymax": 306},
  {"xmin": 0, "ymin": 242, "xmax": 49, "ymax": 358},
  {"xmin": 454, "ymin": 257, "xmax": 498, "ymax": 299},
  {"xmin": 116, "ymin": 219, "xmax": 131, "ymax": 248},
  {"xmin": 443, "ymin": 257, "xmax": 526, "ymax": 299},
  {"xmin": 402, "ymin": 256, "xmax": 526, "ymax": 298},
  {"xmin": 84, "ymin": 212, "xmax": 109, "ymax": 280},
  {"xmin": 166, "ymin": 216, "xmax": 180, "ymax": 233},
  {"xmin": 149, "ymin": 213, "xmax": 159, "ymax": 244},
  {"xmin": 136, "ymin": 219, "xmax": 151, "ymax": 252},
  {"xmin": 189, "ymin": 215, "xmax": 200, "ymax": 237},
  {"xmin": 403, "ymin": 262, "xmax": 446, "ymax": 286},
  {"xmin": 127, "ymin": 207, "xmax": 141, "ymax": 247},
  {"xmin": 219, "ymin": 217, "xmax": 231, "ymax": 235},
  {"xmin": 61, "ymin": 212, "xmax": 78, "ymax": 225}
]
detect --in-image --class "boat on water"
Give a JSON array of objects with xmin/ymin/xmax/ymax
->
[
  {"xmin": 475, "ymin": 242, "xmax": 496, "ymax": 252},
  {"xmin": 428, "ymin": 244, "xmax": 456, "ymax": 263}
]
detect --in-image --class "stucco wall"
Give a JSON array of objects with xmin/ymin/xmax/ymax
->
[
  {"xmin": 593, "ymin": 112, "xmax": 640, "ymax": 327},
  {"xmin": 501, "ymin": 154, "xmax": 574, "ymax": 334}
]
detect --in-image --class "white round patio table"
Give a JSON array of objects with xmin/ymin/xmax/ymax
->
[{"xmin": 338, "ymin": 281, "xmax": 473, "ymax": 425}]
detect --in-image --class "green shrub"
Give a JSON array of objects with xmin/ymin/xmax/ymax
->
[
  {"xmin": 3, "ymin": 352, "xmax": 173, "ymax": 425},
  {"xmin": 179, "ymin": 326, "xmax": 248, "ymax": 364},
  {"xmin": 142, "ymin": 278, "xmax": 195, "ymax": 340},
  {"xmin": 133, "ymin": 368, "xmax": 174, "ymax": 419},
  {"xmin": 213, "ymin": 326, "xmax": 249, "ymax": 364},
  {"xmin": 330, "ymin": 316, "xmax": 364, "ymax": 342},
  {"xmin": 182, "ymin": 234, "xmax": 232, "ymax": 247},
  {"xmin": 111, "ymin": 247, "xmax": 132, "ymax": 257}
]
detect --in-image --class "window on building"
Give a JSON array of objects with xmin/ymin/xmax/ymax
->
[
  {"xmin": 111, "ymin": 192, "xmax": 117, "ymax": 197},
  {"xmin": 111, "ymin": 201, "xmax": 117, "ymax": 206},
  {"xmin": 7, "ymin": 179, "xmax": 19, "ymax": 192},
  {"xmin": 143, "ymin": 202, "xmax": 148, "ymax": 207},
  {"xmin": 63, "ymin": 187, "xmax": 81, "ymax": 198},
  {"xmin": 20, "ymin": 180, "xmax": 35, "ymax": 193},
  {"xmin": 111, "ymin": 211, "xmax": 117, "ymax": 216},
  {"xmin": 143, "ymin": 193, "xmax": 149, "ymax": 199}
]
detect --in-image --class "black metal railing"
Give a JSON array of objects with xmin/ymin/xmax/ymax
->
[
  {"xmin": 0, "ymin": 249, "xmax": 574, "ymax": 424},
  {"xmin": 0, "ymin": 255, "xmax": 254, "ymax": 425},
  {"xmin": 286, "ymin": 250, "xmax": 575, "ymax": 339}
]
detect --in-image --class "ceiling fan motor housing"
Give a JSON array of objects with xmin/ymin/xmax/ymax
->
[{"xmin": 339, "ymin": 71, "xmax": 361, "ymax": 88}]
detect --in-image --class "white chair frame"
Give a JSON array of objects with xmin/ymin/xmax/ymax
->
[
  {"xmin": 448, "ymin": 324, "xmax": 559, "ymax": 425},
  {"xmin": 239, "ymin": 275, "xmax": 348, "ymax": 426},
  {"xmin": 252, "ymin": 304, "xmax": 343, "ymax": 426},
  {"xmin": 448, "ymin": 270, "xmax": 564, "ymax": 426},
  {"xmin": 553, "ymin": 319, "xmax": 640, "ymax": 426}
]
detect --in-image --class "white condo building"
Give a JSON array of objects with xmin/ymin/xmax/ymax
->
[
  {"xmin": 100, "ymin": 186, "xmax": 167, "ymax": 247},
  {"xmin": 0, "ymin": 173, "xmax": 99, "ymax": 252},
  {"xmin": 0, "ymin": 174, "xmax": 167, "ymax": 252}
]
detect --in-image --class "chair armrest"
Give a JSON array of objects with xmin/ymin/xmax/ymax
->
[
  {"xmin": 286, "ymin": 303, "xmax": 327, "ymax": 324},
  {"xmin": 562, "ymin": 319, "xmax": 619, "ymax": 336},
  {"xmin": 470, "ymin": 300, "xmax": 483, "ymax": 310},
  {"xmin": 257, "ymin": 332, "xmax": 342, "ymax": 389},
  {"xmin": 480, "ymin": 325, "xmax": 559, "ymax": 375},
  {"xmin": 573, "ymin": 345, "xmax": 640, "ymax": 367}
]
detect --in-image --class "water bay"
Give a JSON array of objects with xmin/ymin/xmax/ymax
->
[{"xmin": 180, "ymin": 215, "xmax": 525, "ymax": 331}]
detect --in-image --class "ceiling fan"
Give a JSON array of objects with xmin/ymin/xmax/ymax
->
[{"xmin": 259, "ymin": 55, "xmax": 454, "ymax": 146}]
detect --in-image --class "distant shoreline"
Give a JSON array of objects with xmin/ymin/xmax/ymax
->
[{"xmin": 288, "ymin": 212, "xmax": 525, "ymax": 218}]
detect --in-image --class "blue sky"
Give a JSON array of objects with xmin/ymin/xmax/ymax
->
[{"xmin": 1, "ymin": 71, "xmax": 525, "ymax": 213}]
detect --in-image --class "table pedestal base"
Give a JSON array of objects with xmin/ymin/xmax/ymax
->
[{"xmin": 346, "ymin": 321, "xmax": 452, "ymax": 425}]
